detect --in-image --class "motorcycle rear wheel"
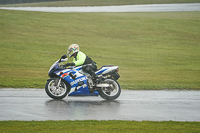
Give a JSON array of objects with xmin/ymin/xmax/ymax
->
[
  {"xmin": 45, "ymin": 79, "xmax": 68, "ymax": 100},
  {"xmin": 98, "ymin": 78, "xmax": 121, "ymax": 100}
]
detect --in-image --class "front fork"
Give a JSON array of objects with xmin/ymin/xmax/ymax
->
[
  {"xmin": 47, "ymin": 77, "xmax": 61, "ymax": 88},
  {"xmin": 54, "ymin": 77, "xmax": 61, "ymax": 88}
]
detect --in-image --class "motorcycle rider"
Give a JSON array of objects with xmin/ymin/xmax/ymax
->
[{"xmin": 64, "ymin": 44, "xmax": 99, "ymax": 84}]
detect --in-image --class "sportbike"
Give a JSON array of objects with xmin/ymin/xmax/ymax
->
[{"xmin": 45, "ymin": 55, "xmax": 121, "ymax": 100}]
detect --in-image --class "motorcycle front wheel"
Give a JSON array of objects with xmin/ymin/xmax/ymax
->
[
  {"xmin": 98, "ymin": 78, "xmax": 121, "ymax": 100},
  {"xmin": 45, "ymin": 78, "xmax": 69, "ymax": 100}
]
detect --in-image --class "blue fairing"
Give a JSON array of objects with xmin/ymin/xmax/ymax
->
[
  {"xmin": 69, "ymin": 89, "xmax": 99, "ymax": 96},
  {"xmin": 48, "ymin": 60, "xmax": 99, "ymax": 96},
  {"xmin": 59, "ymin": 70, "xmax": 99, "ymax": 96}
]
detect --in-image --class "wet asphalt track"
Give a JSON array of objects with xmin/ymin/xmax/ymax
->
[
  {"xmin": 0, "ymin": 3, "xmax": 200, "ymax": 12},
  {"xmin": 0, "ymin": 89, "xmax": 200, "ymax": 121}
]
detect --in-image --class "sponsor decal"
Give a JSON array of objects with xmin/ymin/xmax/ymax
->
[
  {"xmin": 61, "ymin": 73, "xmax": 68, "ymax": 78},
  {"xmin": 70, "ymin": 76, "xmax": 87, "ymax": 86}
]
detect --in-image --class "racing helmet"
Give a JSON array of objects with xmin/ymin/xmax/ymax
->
[{"xmin": 67, "ymin": 44, "xmax": 80, "ymax": 58}]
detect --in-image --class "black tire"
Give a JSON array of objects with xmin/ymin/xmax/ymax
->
[
  {"xmin": 98, "ymin": 78, "xmax": 121, "ymax": 100},
  {"xmin": 45, "ymin": 78, "xmax": 69, "ymax": 100}
]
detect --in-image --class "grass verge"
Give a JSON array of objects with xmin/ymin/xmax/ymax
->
[
  {"xmin": 0, "ymin": 10, "xmax": 200, "ymax": 89},
  {"xmin": 1, "ymin": 120, "xmax": 200, "ymax": 133}
]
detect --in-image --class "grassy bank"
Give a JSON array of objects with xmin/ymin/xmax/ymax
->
[
  {"xmin": 1, "ymin": 120, "xmax": 200, "ymax": 133},
  {"xmin": 1, "ymin": 0, "xmax": 200, "ymax": 7},
  {"xmin": 0, "ymin": 10, "xmax": 200, "ymax": 89}
]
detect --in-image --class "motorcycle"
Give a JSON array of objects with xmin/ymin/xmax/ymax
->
[{"xmin": 45, "ymin": 54, "xmax": 121, "ymax": 100}]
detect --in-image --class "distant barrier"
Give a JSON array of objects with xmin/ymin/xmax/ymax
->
[{"xmin": 0, "ymin": 0, "xmax": 67, "ymax": 5}]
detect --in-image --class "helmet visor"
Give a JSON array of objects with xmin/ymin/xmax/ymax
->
[{"xmin": 67, "ymin": 48, "xmax": 73, "ymax": 57}]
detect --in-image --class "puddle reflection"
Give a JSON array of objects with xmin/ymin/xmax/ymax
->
[{"xmin": 45, "ymin": 99, "xmax": 120, "ymax": 120}]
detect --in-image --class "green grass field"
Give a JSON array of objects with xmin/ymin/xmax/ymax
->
[
  {"xmin": 1, "ymin": 120, "xmax": 200, "ymax": 133},
  {"xmin": 0, "ymin": 9, "xmax": 200, "ymax": 89}
]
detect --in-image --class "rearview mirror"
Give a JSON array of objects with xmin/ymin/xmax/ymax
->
[{"xmin": 61, "ymin": 54, "xmax": 67, "ymax": 59}]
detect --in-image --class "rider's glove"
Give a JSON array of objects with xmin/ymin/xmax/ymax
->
[{"xmin": 64, "ymin": 63, "xmax": 75, "ymax": 67}]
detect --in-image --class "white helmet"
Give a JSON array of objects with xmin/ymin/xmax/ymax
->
[{"xmin": 67, "ymin": 44, "xmax": 80, "ymax": 58}]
